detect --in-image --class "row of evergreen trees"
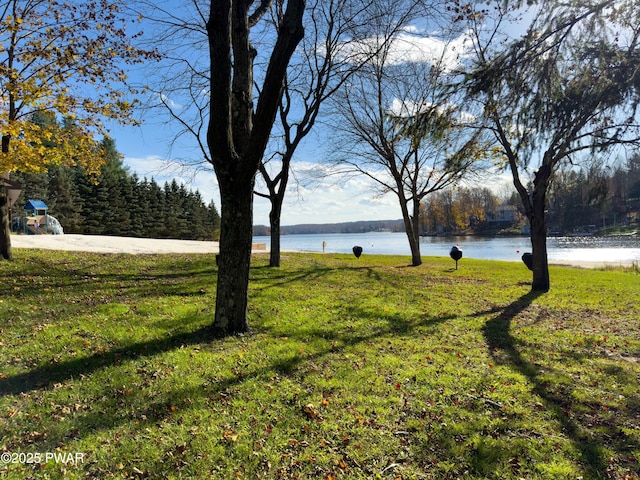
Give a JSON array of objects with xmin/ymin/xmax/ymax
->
[{"xmin": 10, "ymin": 138, "xmax": 220, "ymax": 241}]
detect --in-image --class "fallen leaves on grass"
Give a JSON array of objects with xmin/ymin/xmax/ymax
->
[{"xmin": 303, "ymin": 403, "xmax": 322, "ymax": 421}]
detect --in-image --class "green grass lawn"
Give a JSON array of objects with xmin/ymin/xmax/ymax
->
[{"xmin": 1, "ymin": 250, "xmax": 639, "ymax": 479}]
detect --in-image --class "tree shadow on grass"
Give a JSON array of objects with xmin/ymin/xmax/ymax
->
[
  {"xmin": 250, "ymin": 265, "xmax": 340, "ymax": 290},
  {"xmin": 1, "ymin": 299, "xmax": 455, "ymax": 476},
  {"xmin": 0, "ymin": 324, "xmax": 216, "ymax": 398},
  {"xmin": 251, "ymin": 261, "xmax": 407, "ymax": 286},
  {"xmin": 1, "ymin": 252, "xmax": 219, "ymax": 303},
  {"xmin": 482, "ymin": 290, "xmax": 638, "ymax": 478}
]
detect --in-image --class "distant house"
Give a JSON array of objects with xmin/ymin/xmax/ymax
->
[{"xmin": 487, "ymin": 205, "xmax": 518, "ymax": 224}]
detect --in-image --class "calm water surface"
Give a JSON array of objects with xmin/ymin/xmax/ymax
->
[{"xmin": 253, "ymin": 232, "xmax": 640, "ymax": 264}]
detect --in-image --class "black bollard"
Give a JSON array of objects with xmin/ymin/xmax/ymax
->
[
  {"xmin": 352, "ymin": 246, "xmax": 363, "ymax": 259},
  {"xmin": 449, "ymin": 246, "xmax": 462, "ymax": 270},
  {"xmin": 521, "ymin": 252, "xmax": 533, "ymax": 271}
]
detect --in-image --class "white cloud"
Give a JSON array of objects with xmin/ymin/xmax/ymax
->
[
  {"xmin": 156, "ymin": 93, "xmax": 183, "ymax": 110},
  {"xmin": 389, "ymin": 98, "xmax": 472, "ymax": 121},
  {"xmin": 338, "ymin": 29, "xmax": 473, "ymax": 71},
  {"xmin": 253, "ymin": 162, "xmax": 402, "ymax": 226},
  {"xmin": 124, "ymin": 154, "xmax": 174, "ymax": 177}
]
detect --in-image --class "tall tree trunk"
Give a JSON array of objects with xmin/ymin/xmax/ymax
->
[
  {"xmin": 406, "ymin": 227, "xmax": 421, "ymax": 266},
  {"xmin": 213, "ymin": 178, "xmax": 254, "ymax": 335},
  {"xmin": 269, "ymin": 195, "xmax": 283, "ymax": 267},
  {"xmin": 1, "ymin": 136, "xmax": 13, "ymax": 260},
  {"xmin": 530, "ymin": 215, "xmax": 550, "ymax": 291},
  {"xmin": 259, "ymin": 160, "xmax": 289, "ymax": 268},
  {"xmin": 503, "ymin": 126, "xmax": 552, "ymax": 292},
  {"xmin": 400, "ymin": 196, "xmax": 422, "ymax": 266},
  {"xmin": 208, "ymin": 0, "xmax": 304, "ymax": 335},
  {"xmin": 0, "ymin": 185, "xmax": 11, "ymax": 261},
  {"xmin": 410, "ymin": 196, "xmax": 422, "ymax": 266},
  {"xmin": 530, "ymin": 164, "xmax": 551, "ymax": 292}
]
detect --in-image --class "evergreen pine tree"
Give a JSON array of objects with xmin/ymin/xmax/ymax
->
[
  {"xmin": 163, "ymin": 180, "xmax": 178, "ymax": 238},
  {"xmin": 187, "ymin": 191, "xmax": 208, "ymax": 240},
  {"xmin": 98, "ymin": 138, "xmax": 131, "ymax": 235},
  {"xmin": 76, "ymin": 167, "xmax": 107, "ymax": 234},
  {"xmin": 12, "ymin": 171, "xmax": 50, "ymax": 223},
  {"xmin": 47, "ymin": 166, "xmax": 83, "ymax": 233},
  {"xmin": 144, "ymin": 179, "xmax": 166, "ymax": 238},
  {"xmin": 175, "ymin": 182, "xmax": 191, "ymax": 238},
  {"xmin": 125, "ymin": 174, "xmax": 146, "ymax": 237}
]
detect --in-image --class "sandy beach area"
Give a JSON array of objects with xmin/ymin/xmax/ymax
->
[{"xmin": 10, "ymin": 233, "xmax": 224, "ymax": 255}]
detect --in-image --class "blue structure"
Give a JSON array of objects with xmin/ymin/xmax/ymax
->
[
  {"xmin": 24, "ymin": 199, "xmax": 49, "ymax": 217},
  {"xmin": 19, "ymin": 200, "xmax": 64, "ymax": 235}
]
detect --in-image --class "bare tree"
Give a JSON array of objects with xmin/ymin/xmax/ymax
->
[
  {"xmin": 464, "ymin": 0, "xmax": 640, "ymax": 291},
  {"xmin": 330, "ymin": 23, "xmax": 488, "ymax": 266},
  {"xmin": 255, "ymin": 0, "xmax": 364, "ymax": 267},
  {"xmin": 255, "ymin": 0, "xmax": 420, "ymax": 267}
]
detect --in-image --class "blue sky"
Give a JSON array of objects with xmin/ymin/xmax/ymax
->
[{"xmin": 106, "ymin": 3, "xmax": 515, "ymax": 227}]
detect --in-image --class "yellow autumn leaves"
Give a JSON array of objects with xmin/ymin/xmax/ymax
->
[
  {"xmin": 0, "ymin": 0, "xmax": 157, "ymax": 174},
  {"xmin": 0, "ymin": 116, "xmax": 106, "ymax": 174}
]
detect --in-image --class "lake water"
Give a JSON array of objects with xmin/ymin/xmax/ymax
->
[{"xmin": 253, "ymin": 232, "xmax": 640, "ymax": 265}]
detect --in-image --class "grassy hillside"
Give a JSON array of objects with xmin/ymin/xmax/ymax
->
[{"xmin": 1, "ymin": 250, "xmax": 638, "ymax": 479}]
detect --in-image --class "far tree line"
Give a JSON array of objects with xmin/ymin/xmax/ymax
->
[
  {"xmin": 422, "ymin": 154, "xmax": 640, "ymax": 236},
  {"xmin": 9, "ymin": 138, "xmax": 220, "ymax": 241}
]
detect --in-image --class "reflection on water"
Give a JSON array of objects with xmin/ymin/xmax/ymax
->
[
  {"xmin": 253, "ymin": 232, "xmax": 640, "ymax": 264},
  {"xmin": 547, "ymin": 236, "xmax": 640, "ymax": 263}
]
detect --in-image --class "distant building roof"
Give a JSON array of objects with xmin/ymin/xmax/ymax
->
[
  {"xmin": 24, "ymin": 200, "xmax": 48, "ymax": 210},
  {"xmin": 487, "ymin": 204, "xmax": 518, "ymax": 223}
]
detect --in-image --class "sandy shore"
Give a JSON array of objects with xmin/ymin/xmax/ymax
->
[{"xmin": 10, "ymin": 233, "xmax": 223, "ymax": 255}]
